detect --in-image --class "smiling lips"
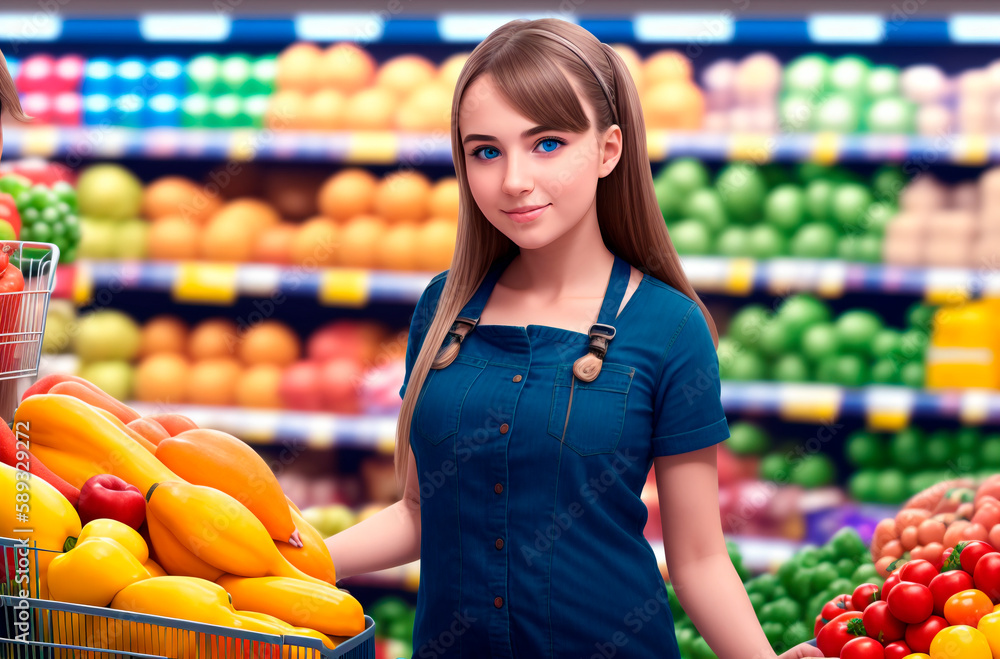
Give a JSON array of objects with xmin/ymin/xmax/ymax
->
[{"xmin": 503, "ymin": 203, "xmax": 550, "ymax": 223}]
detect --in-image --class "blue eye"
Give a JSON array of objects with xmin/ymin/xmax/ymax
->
[
  {"xmin": 471, "ymin": 146, "xmax": 501, "ymax": 160},
  {"xmin": 537, "ymin": 139, "xmax": 561, "ymax": 153}
]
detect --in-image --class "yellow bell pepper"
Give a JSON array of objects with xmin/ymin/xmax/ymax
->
[
  {"xmin": 48, "ymin": 537, "xmax": 151, "ymax": 607},
  {"xmin": 0, "ymin": 461, "xmax": 80, "ymax": 598},
  {"xmin": 72, "ymin": 518, "xmax": 148, "ymax": 563},
  {"xmin": 237, "ymin": 610, "xmax": 338, "ymax": 651}
]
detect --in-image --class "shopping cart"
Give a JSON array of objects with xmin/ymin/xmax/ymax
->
[
  {"xmin": 0, "ymin": 538, "xmax": 377, "ymax": 658},
  {"xmin": 0, "ymin": 242, "xmax": 59, "ymax": 422}
]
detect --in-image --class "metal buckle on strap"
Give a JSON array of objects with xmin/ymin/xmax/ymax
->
[
  {"xmin": 587, "ymin": 323, "xmax": 616, "ymax": 360},
  {"xmin": 446, "ymin": 316, "xmax": 479, "ymax": 345}
]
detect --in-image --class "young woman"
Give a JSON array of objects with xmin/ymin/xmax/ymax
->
[
  {"xmin": 0, "ymin": 48, "xmax": 27, "ymax": 156},
  {"xmin": 326, "ymin": 19, "xmax": 829, "ymax": 659}
]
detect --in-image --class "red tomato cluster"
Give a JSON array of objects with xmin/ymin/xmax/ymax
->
[{"xmin": 814, "ymin": 541, "xmax": 1000, "ymax": 658}]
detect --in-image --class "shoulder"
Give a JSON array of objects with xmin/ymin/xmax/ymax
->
[
  {"xmin": 418, "ymin": 270, "xmax": 449, "ymax": 311},
  {"xmin": 640, "ymin": 274, "xmax": 700, "ymax": 327}
]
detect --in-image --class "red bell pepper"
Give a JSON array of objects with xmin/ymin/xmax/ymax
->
[
  {"xmin": 0, "ymin": 193, "xmax": 20, "ymax": 239},
  {"xmin": 0, "ymin": 244, "xmax": 25, "ymax": 371}
]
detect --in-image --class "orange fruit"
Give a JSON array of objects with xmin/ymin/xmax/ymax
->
[
  {"xmin": 415, "ymin": 218, "xmax": 457, "ymax": 271},
  {"xmin": 437, "ymin": 52, "xmax": 470, "ymax": 90},
  {"xmin": 251, "ymin": 223, "xmax": 297, "ymax": 264},
  {"xmin": 336, "ymin": 214, "xmax": 386, "ymax": 268},
  {"xmin": 200, "ymin": 216, "xmax": 254, "ymax": 262},
  {"xmin": 644, "ymin": 50, "xmax": 693, "ymax": 86},
  {"xmin": 317, "ymin": 168, "xmax": 378, "ymax": 221},
  {"xmin": 377, "ymin": 224, "xmax": 419, "ymax": 270},
  {"xmin": 429, "ymin": 177, "xmax": 460, "ymax": 221},
  {"xmin": 611, "ymin": 44, "xmax": 644, "ymax": 92},
  {"xmin": 341, "ymin": 87, "xmax": 397, "ymax": 130},
  {"xmin": 375, "ymin": 54, "xmax": 436, "ymax": 97},
  {"xmin": 139, "ymin": 315, "xmax": 188, "ymax": 357},
  {"xmin": 236, "ymin": 364, "xmax": 284, "ymax": 408},
  {"xmin": 643, "ymin": 80, "xmax": 704, "ymax": 130},
  {"xmin": 135, "ymin": 354, "xmax": 190, "ymax": 404},
  {"xmin": 238, "ymin": 321, "xmax": 301, "ymax": 367},
  {"xmin": 276, "ymin": 42, "xmax": 322, "ymax": 93},
  {"xmin": 266, "ymin": 89, "xmax": 308, "ymax": 130},
  {"xmin": 302, "ymin": 89, "xmax": 346, "ymax": 130},
  {"xmin": 211, "ymin": 198, "xmax": 282, "ymax": 231},
  {"xmin": 290, "ymin": 217, "xmax": 339, "ymax": 266},
  {"xmin": 395, "ymin": 84, "xmax": 452, "ymax": 133},
  {"xmin": 316, "ymin": 42, "xmax": 376, "ymax": 94},
  {"xmin": 374, "ymin": 170, "xmax": 431, "ymax": 224},
  {"xmin": 147, "ymin": 217, "xmax": 200, "ymax": 260},
  {"xmin": 187, "ymin": 358, "xmax": 242, "ymax": 406},
  {"xmin": 188, "ymin": 319, "xmax": 239, "ymax": 361},
  {"xmin": 142, "ymin": 176, "xmax": 222, "ymax": 224}
]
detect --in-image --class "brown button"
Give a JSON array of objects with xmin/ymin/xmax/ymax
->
[
  {"xmin": 494, "ymin": 597, "xmax": 503, "ymax": 609},
  {"xmin": 494, "ymin": 483, "xmax": 503, "ymax": 494},
  {"xmin": 512, "ymin": 375, "xmax": 522, "ymax": 382},
  {"xmin": 500, "ymin": 423, "xmax": 509, "ymax": 434},
  {"xmin": 495, "ymin": 538, "xmax": 504, "ymax": 550}
]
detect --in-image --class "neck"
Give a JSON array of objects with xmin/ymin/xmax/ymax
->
[{"xmin": 503, "ymin": 197, "xmax": 614, "ymax": 301}]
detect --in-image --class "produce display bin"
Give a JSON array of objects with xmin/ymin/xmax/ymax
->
[
  {"xmin": 0, "ymin": 538, "xmax": 376, "ymax": 659},
  {"xmin": 0, "ymin": 242, "xmax": 59, "ymax": 422}
]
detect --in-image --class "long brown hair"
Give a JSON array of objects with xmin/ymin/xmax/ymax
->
[
  {"xmin": 0, "ymin": 48, "xmax": 27, "ymax": 121},
  {"xmin": 395, "ymin": 18, "xmax": 718, "ymax": 488}
]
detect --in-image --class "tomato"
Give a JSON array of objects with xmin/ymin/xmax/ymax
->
[
  {"xmin": 944, "ymin": 589, "xmax": 994, "ymax": 627},
  {"xmin": 974, "ymin": 552, "xmax": 1000, "ymax": 603},
  {"xmin": 864, "ymin": 600, "xmax": 906, "ymax": 643},
  {"xmin": 821, "ymin": 593, "xmax": 855, "ymax": 621},
  {"xmin": 883, "ymin": 640, "xmax": 911, "ymax": 659},
  {"xmin": 883, "ymin": 574, "xmax": 902, "ymax": 602},
  {"xmin": 903, "ymin": 615, "xmax": 947, "ymax": 653},
  {"xmin": 814, "ymin": 613, "xmax": 824, "ymax": 638},
  {"xmin": 961, "ymin": 542, "xmax": 996, "ymax": 575},
  {"xmin": 899, "ymin": 560, "xmax": 938, "ymax": 587},
  {"xmin": 853, "ymin": 583, "xmax": 882, "ymax": 612},
  {"xmin": 841, "ymin": 636, "xmax": 886, "ymax": 659},
  {"xmin": 0, "ymin": 192, "xmax": 20, "ymax": 238},
  {"xmin": 887, "ymin": 582, "xmax": 934, "ymax": 624},
  {"xmin": 816, "ymin": 611, "xmax": 865, "ymax": 658},
  {"xmin": 929, "ymin": 570, "xmax": 975, "ymax": 617},
  {"xmin": 929, "ymin": 625, "xmax": 992, "ymax": 659}
]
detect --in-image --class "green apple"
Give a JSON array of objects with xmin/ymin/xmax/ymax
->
[{"xmin": 78, "ymin": 360, "xmax": 134, "ymax": 402}]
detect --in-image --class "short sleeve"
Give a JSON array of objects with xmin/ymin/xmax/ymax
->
[
  {"xmin": 650, "ymin": 303, "xmax": 730, "ymax": 456},
  {"xmin": 399, "ymin": 277, "xmax": 444, "ymax": 400}
]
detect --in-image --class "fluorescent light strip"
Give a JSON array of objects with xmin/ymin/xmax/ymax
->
[
  {"xmin": 0, "ymin": 13, "xmax": 62, "ymax": 41},
  {"xmin": 295, "ymin": 14, "xmax": 385, "ymax": 41},
  {"xmin": 807, "ymin": 14, "xmax": 885, "ymax": 43},
  {"xmin": 438, "ymin": 13, "xmax": 579, "ymax": 42},
  {"xmin": 633, "ymin": 13, "xmax": 734, "ymax": 43},
  {"xmin": 139, "ymin": 14, "xmax": 231, "ymax": 42},
  {"xmin": 949, "ymin": 14, "xmax": 1000, "ymax": 43}
]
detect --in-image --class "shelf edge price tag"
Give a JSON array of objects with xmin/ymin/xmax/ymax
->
[
  {"xmin": 346, "ymin": 131, "xmax": 399, "ymax": 164},
  {"xmin": 22, "ymin": 127, "xmax": 59, "ymax": 158},
  {"xmin": 953, "ymin": 135, "xmax": 990, "ymax": 166},
  {"xmin": 959, "ymin": 389, "xmax": 993, "ymax": 425},
  {"xmin": 72, "ymin": 261, "xmax": 94, "ymax": 306},
  {"xmin": 780, "ymin": 384, "xmax": 843, "ymax": 423},
  {"xmin": 728, "ymin": 134, "xmax": 772, "ymax": 163},
  {"xmin": 811, "ymin": 132, "xmax": 841, "ymax": 164},
  {"xmin": 724, "ymin": 258, "xmax": 756, "ymax": 296},
  {"xmin": 865, "ymin": 386, "xmax": 914, "ymax": 431},
  {"xmin": 925, "ymin": 268, "xmax": 972, "ymax": 305},
  {"xmin": 173, "ymin": 263, "xmax": 239, "ymax": 305},
  {"xmin": 319, "ymin": 269, "xmax": 370, "ymax": 307}
]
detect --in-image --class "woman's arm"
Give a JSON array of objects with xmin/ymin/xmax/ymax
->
[
  {"xmin": 654, "ymin": 444, "xmax": 779, "ymax": 659},
  {"xmin": 324, "ymin": 445, "xmax": 421, "ymax": 581}
]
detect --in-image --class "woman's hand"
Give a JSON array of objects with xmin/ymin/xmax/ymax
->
[{"xmin": 777, "ymin": 640, "xmax": 834, "ymax": 659}]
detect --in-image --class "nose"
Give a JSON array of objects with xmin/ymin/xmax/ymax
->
[{"xmin": 500, "ymin": 150, "xmax": 532, "ymax": 198}]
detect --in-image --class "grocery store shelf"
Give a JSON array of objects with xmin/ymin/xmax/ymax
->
[
  {"xmin": 722, "ymin": 382, "xmax": 1000, "ymax": 428},
  {"xmin": 56, "ymin": 258, "xmax": 999, "ymax": 307},
  {"xmin": 7, "ymin": 127, "xmax": 999, "ymax": 165},
  {"xmin": 127, "ymin": 402, "xmax": 400, "ymax": 451},
  {"xmin": 341, "ymin": 534, "xmax": 802, "ymax": 592},
  {"xmin": 2, "ymin": 13, "xmax": 996, "ymax": 45},
  {"xmin": 58, "ymin": 261, "xmax": 433, "ymax": 307}
]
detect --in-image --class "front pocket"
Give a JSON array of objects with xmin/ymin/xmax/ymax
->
[
  {"xmin": 413, "ymin": 354, "xmax": 488, "ymax": 445},
  {"xmin": 547, "ymin": 362, "xmax": 635, "ymax": 456}
]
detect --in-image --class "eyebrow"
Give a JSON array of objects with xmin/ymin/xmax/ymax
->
[{"xmin": 462, "ymin": 125, "xmax": 563, "ymax": 145}]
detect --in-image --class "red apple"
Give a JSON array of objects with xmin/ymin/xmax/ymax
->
[
  {"xmin": 78, "ymin": 474, "xmax": 146, "ymax": 530},
  {"xmin": 319, "ymin": 357, "xmax": 364, "ymax": 413},
  {"xmin": 307, "ymin": 320, "xmax": 385, "ymax": 364},
  {"xmin": 279, "ymin": 360, "xmax": 322, "ymax": 410}
]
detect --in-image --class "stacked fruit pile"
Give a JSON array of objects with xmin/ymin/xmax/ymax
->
[
  {"xmin": 0, "ymin": 373, "xmax": 368, "ymax": 650},
  {"xmin": 0, "ymin": 173, "xmax": 82, "ymax": 262},
  {"xmin": 718, "ymin": 294, "xmax": 932, "ymax": 387},
  {"xmin": 659, "ymin": 160, "xmax": 902, "ymax": 261},
  {"xmin": 846, "ymin": 428, "xmax": 1000, "ymax": 505}
]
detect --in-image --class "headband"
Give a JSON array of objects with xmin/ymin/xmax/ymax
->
[{"xmin": 526, "ymin": 29, "xmax": 620, "ymax": 126}]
